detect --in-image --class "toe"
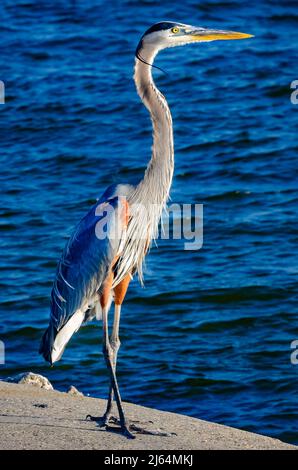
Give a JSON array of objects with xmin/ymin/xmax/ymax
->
[
  {"xmin": 86, "ymin": 414, "xmax": 108, "ymax": 426},
  {"xmin": 122, "ymin": 426, "xmax": 136, "ymax": 439},
  {"xmin": 86, "ymin": 414, "xmax": 98, "ymax": 421}
]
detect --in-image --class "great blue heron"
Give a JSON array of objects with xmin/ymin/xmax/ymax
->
[{"xmin": 40, "ymin": 21, "xmax": 252, "ymax": 438}]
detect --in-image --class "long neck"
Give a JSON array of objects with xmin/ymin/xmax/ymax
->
[
  {"xmin": 132, "ymin": 45, "xmax": 174, "ymax": 206},
  {"xmin": 113, "ymin": 45, "xmax": 175, "ymax": 286}
]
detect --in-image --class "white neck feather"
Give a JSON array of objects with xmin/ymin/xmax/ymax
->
[
  {"xmin": 133, "ymin": 45, "xmax": 174, "ymax": 206},
  {"xmin": 114, "ymin": 44, "xmax": 174, "ymax": 285}
]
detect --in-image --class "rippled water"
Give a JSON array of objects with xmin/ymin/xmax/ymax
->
[{"xmin": 1, "ymin": 0, "xmax": 298, "ymax": 445}]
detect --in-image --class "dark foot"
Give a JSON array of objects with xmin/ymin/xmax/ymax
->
[
  {"xmin": 121, "ymin": 424, "xmax": 136, "ymax": 439},
  {"xmin": 86, "ymin": 414, "xmax": 114, "ymax": 428},
  {"xmin": 106, "ymin": 416, "xmax": 136, "ymax": 439},
  {"xmin": 86, "ymin": 414, "xmax": 135, "ymax": 439}
]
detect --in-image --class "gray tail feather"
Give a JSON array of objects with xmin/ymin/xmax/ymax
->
[{"xmin": 39, "ymin": 323, "xmax": 57, "ymax": 366}]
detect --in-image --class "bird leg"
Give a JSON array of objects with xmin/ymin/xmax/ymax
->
[
  {"xmin": 87, "ymin": 274, "xmax": 135, "ymax": 438},
  {"xmin": 98, "ymin": 304, "xmax": 121, "ymax": 425},
  {"xmin": 86, "ymin": 299, "xmax": 171, "ymax": 437},
  {"xmin": 87, "ymin": 304, "xmax": 134, "ymax": 439},
  {"xmin": 105, "ymin": 275, "xmax": 132, "ymax": 430},
  {"xmin": 102, "ymin": 305, "xmax": 134, "ymax": 439},
  {"xmin": 102, "ymin": 278, "xmax": 174, "ymax": 438},
  {"xmin": 86, "ymin": 299, "xmax": 114, "ymax": 427}
]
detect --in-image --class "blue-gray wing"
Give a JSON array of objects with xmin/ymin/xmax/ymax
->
[{"xmin": 40, "ymin": 183, "xmax": 132, "ymax": 364}]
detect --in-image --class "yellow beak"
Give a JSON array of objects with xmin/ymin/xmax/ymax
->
[{"xmin": 189, "ymin": 29, "xmax": 253, "ymax": 42}]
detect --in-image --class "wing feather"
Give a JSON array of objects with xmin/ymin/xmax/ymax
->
[{"xmin": 40, "ymin": 183, "xmax": 133, "ymax": 363}]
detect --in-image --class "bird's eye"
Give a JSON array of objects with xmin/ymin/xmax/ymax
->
[{"xmin": 171, "ymin": 27, "xmax": 180, "ymax": 34}]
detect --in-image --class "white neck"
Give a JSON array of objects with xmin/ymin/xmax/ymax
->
[
  {"xmin": 132, "ymin": 44, "xmax": 174, "ymax": 206},
  {"xmin": 114, "ymin": 44, "xmax": 175, "ymax": 286}
]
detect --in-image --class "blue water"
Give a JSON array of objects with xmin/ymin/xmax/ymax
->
[{"xmin": 1, "ymin": 0, "xmax": 298, "ymax": 445}]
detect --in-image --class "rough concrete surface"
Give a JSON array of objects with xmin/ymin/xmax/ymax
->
[{"xmin": 0, "ymin": 381, "xmax": 296, "ymax": 450}]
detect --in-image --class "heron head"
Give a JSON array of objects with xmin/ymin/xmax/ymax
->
[{"xmin": 137, "ymin": 21, "xmax": 253, "ymax": 53}]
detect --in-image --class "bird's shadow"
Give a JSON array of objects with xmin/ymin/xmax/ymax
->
[
  {"xmin": 0, "ymin": 412, "xmax": 176, "ymax": 438},
  {"xmin": 0, "ymin": 412, "xmax": 113, "ymax": 434}
]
